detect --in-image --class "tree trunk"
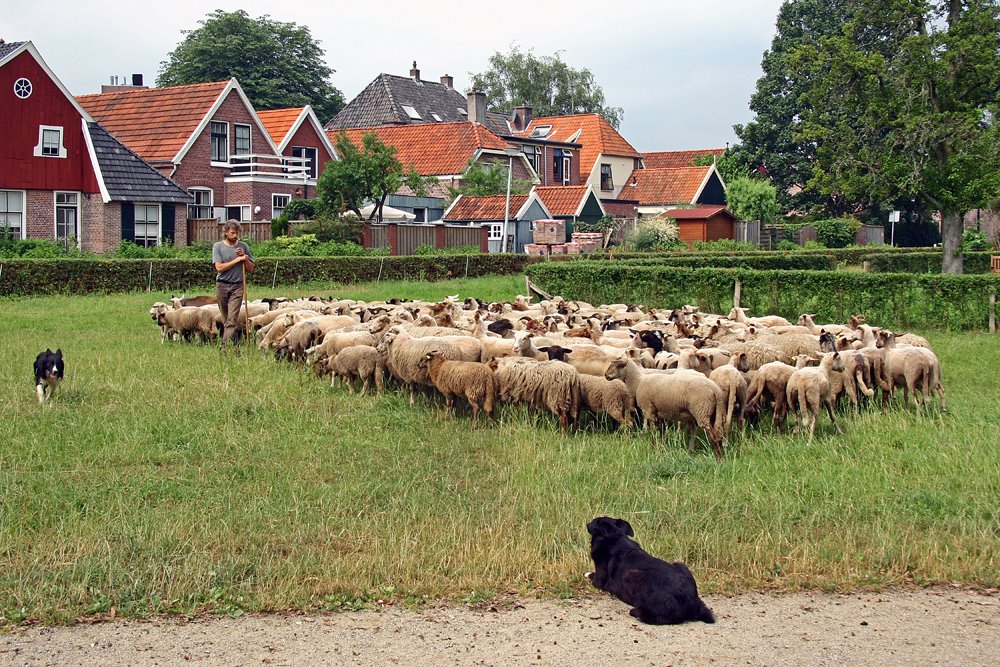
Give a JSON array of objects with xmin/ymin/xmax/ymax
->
[{"xmin": 940, "ymin": 209, "xmax": 964, "ymax": 274}]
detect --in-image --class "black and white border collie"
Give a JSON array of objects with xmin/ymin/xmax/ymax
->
[
  {"xmin": 586, "ymin": 516, "xmax": 715, "ymax": 625},
  {"xmin": 34, "ymin": 348, "xmax": 64, "ymax": 404}
]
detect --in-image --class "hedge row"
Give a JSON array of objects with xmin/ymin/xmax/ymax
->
[
  {"xmin": 525, "ymin": 261, "xmax": 1000, "ymax": 331},
  {"xmin": 612, "ymin": 254, "xmax": 836, "ymax": 271},
  {"xmin": 865, "ymin": 251, "xmax": 996, "ymax": 274},
  {"xmin": 0, "ymin": 255, "xmax": 539, "ymax": 296}
]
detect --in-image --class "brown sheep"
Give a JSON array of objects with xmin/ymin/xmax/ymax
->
[{"xmin": 417, "ymin": 351, "xmax": 498, "ymax": 424}]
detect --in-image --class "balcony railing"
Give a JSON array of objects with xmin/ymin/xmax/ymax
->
[{"xmin": 224, "ymin": 154, "xmax": 313, "ymax": 180}]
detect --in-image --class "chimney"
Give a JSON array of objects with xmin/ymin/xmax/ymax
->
[
  {"xmin": 512, "ymin": 105, "xmax": 533, "ymax": 132},
  {"xmin": 409, "ymin": 61, "xmax": 420, "ymax": 81},
  {"xmin": 440, "ymin": 74, "xmax": 453, "ymax": 89},
  {"xmin": 132, "ymin": 73, "xmax": 143, "ymax": 86},
  {"xmin": 467, "ymin": 90, "xmax": 486, "ymax": 125}
]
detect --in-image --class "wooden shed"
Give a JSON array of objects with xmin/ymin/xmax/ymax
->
[{"xmin": 660, "ymin": 206, "xmax": 737, "ymax": 247}]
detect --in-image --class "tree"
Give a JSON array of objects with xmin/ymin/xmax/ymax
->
[
  {"xmin": 470, "ymin": 46, "xmax": 623, "ymax": 128},
  {"xmin": 317, "ymin": 133, "xmax": 429, "ymax": 221},
  {"xmin": 732, "ymin": 0, "xmax": 856, "ymax": 213},
  {"xmin": 725, "ymin": 177, "xmax": 780, "ymax": 225},
  {"xmin": 446, "ymin": 159, "xmax": 532, "ymax": 203},
  {"xmin": 158, "ymin": 10, "xmax": 344, "ymax": 122},
  {"xmin": 793, "ymin": 0, "xmax": 1000, "ymax": 273}
]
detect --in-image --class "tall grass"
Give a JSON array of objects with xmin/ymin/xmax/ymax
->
[{"xmin": 0, "ymin": 276, "xmax": 998, "ymax": 624}]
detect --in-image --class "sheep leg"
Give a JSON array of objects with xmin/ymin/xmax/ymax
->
[
  {"xmin": 444, "ymin": 394, "xmax": 454, "ymax": 418},
  {"xmin": 359, "ymin": 377, "xmax": 369, "ymax": 396},
  {"xmin": 470, "ymin": 399, "xmax": 480, "ymax": 425},
  {"xmin": 686, "ymin": 422, "xmax": 698, "ymax": 452},
  {"xmin": 825, "ymin": 399, "xmax": 842, "ymax": 434},
  {"xmin": 706, "ymin": 425, "xmax": 724, "ymax": 461}
]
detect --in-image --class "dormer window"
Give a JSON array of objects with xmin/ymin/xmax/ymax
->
[
  {"xmin": 34, "ymin": 125, "xmax": 66, "ymax": 158},
  {"xmin": 529, "ymin": 125, "xmax": 552, "ymax": 139},
  {"xmin": 402, "ymin": 105, "xmax": 422, "ymax": 120}
]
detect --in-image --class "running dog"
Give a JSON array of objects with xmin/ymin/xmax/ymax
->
[
  {"xmin": 34, "ymin": 348, "xmax": 64, "ymax": 404},
  {"xmin": 586, "ymin": 516, "xmax": 715, "ymax": 625}
]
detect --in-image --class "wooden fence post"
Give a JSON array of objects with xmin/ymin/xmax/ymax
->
[
  {"xmin": 990, "ymin": 289, "xmax": 996, "ymax": 334},
  {"xmin": 733, "ymin": 279, "xmax": 742, "ymax": 309}
]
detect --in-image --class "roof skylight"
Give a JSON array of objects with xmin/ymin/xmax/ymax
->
[{"xmin": 401, "ymin": 105, "xmax": 422, "ymax": 120}]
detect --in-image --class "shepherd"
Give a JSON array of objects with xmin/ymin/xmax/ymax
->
[{"xmin": 212, "ymin": 220, "xmax": 255, "ymax": 351}]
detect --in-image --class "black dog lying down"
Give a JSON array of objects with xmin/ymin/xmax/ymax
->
[{"xmin": 586, "ymin": 516, "xmax": 715, "ymax": 625}]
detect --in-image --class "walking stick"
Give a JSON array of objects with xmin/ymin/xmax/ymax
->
[{"xmin": 242, "ymin": 250, "xmax": 251, "ymax": 349}]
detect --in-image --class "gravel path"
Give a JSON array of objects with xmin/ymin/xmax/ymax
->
[{"xmin": 2, "ymin": 588, "xmax": 997, "ymax": 666}]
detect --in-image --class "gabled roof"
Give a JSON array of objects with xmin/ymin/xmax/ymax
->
[
  {"xmin": 659, "ymin": 205, "xmax": 733, "ymax": 220},
  {"xmin": 532, "ymin": 184, "xmax": 605, "ymax": 218},
  {"xmin": 443, "ymin": 192, "xmax": 552, "ymax": 222},
  {"xmin": 620, "ymin": 166, "xmax": 717, "ymax": 205},
  {"xmin": 326, "ymin": 72, "xmax": 508, "ymax": 135},
  {"xmin": 642, "ymin": 148, "xmax": 726, "ymax": 170},
  {"xmin": 511, "ymin": 114, "xmax": 640, "ymax": 180},
  {"xmin": 1, "ymin": 41, "xmax": 94, "ymax": 122},
  {"xmin": 332, "ymin": 122, "xmax": 514, "ymax": 176},
  {"xmin": 77, "ymin": 79, "xmax": 278, "ymax": 165},
  {"xmin": 257, "ymin": 105, "xmax": 338, "ymax": 158},
  {"xmin": 84, "ymin": 122, "xmax": 191, "ymax": 204}
]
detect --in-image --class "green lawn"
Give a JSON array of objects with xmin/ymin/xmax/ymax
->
[{"xmin": 1, "ymin": 275, "xmax": 998, "ymax": 624}]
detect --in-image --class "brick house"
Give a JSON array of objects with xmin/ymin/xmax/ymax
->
[
  {"xmin": 622, "ymin": 164, "xmax": 728, "ymax": 219},
  {"xmin": 77, "ymin": 78, "xmax": 330, "ymax": 243},
  {"xmin": 332, "ymin": 122, "xmax": 538, "ymax": 222},
  {"xmin": 0, "ymin": 41, "xmax": 190, "ymax": 252},
  {"xmin": 256, "ymin": 105, "xmax": 338, "ymax": 215}
]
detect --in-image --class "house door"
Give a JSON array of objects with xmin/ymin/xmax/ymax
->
[{"xmin": 55, "ymin": 192, "xmax": 79, "ymax": 249}]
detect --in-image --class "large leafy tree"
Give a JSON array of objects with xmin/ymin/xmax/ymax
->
[
  {"xmin": 318, "ymin": 133, "xmax": 429, "ymax": 221},
  {"xmin": 733, "ymin": 0, "xmax": 855, "ymax": 213},
  {"xmin": 157, "ymin": 10, "xmax": 344, "ymax": 122},
  {"xmin": 470, "ymin": 46, "xmax": 623, "ymax": 128},
  {"xmin": 446, "ymin": 159, "xmax": 532, "ymax": 204},
  {"xmin": 794, "ymin": 0, "xmax": 1000, "ymax": 273}
]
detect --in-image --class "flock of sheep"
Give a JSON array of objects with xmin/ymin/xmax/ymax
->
[{"xmin": 149, "ymin": 293, "xmax": 946, "ymax": 459}]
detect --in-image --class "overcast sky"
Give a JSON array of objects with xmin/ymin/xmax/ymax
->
[{"xmin": 3, "ymin": 0, "xmax": 785, "ymax": 152}]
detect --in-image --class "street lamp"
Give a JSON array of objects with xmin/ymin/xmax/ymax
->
[{"xmin": 500, "ymin": 147, "xmax": 522, "ymax": 253}]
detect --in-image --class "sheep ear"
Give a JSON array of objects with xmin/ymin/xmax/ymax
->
[{"xmin": 537, "ymin": 346, "xmax": 550, "ymax": 353}]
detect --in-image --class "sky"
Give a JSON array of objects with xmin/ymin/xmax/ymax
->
[{"xmin": 2, "ymin": 1, "xmax": 786, "ymax": 152}]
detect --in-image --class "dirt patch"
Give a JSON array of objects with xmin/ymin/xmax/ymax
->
[{"xmin": 2, "ymin": 588, "xmax": 997, "ymax": 666}]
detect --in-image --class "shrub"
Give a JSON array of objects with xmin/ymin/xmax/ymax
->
[
  {"xmin": 291, "ymin": 214, "xmax": 362, "ymax": 244},
  {"xmin": 725, "ymin": 176, "xmax": 779, "ymax": 225},
  {"xmin": 271, "ymin": 216, "xmax": 289, "ymax": 238},
  {"xmin": 282, "ymin": 199, "xmax": 318, "ymax": 221},
  {"xmin": 776, "ymin": 240, "xmax": 799, "ymax": 251},
  {"xmin": 623, "ymin": 219, "xmax": 682, "ymax": 251},
  {"xmin": 574, "ymin": 214, "xmax": 616, "ymax": 234},
  {"xmin": 962, "ymin": 228, "xmax": 991, "ymax": 251},
  {"xmin": 0, "ymin": 239, "xmax": 75, "ymax": 258},
  {"xmin": 691, "ymin": 239, "xmax": 757, "ymax": 253},
  {"xmin": 413, "ymin": 244, "xmax": 482, "ymax": 256},
  {"xmin": 801, "ymin": 240, "xmax": 827, "ymax": 250},
  {"xmin": 812, "ymin": 217, "xmax": 861, "ymax": 248}
]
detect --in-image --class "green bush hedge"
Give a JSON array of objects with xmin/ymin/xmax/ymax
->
[
  {"xmin": 0, "ymin": 255, "xmax": 537, "ymax": 296},
  {"xmin": 614, "ymin": 254, "xmax": 836, "ymax": 271},
  {"xmin": 865, "ymin": 251, "xmax": 995, "ymax": 274},
  {"xmin": 526, "ymin": 261, "xmax": 1000, "ymax": 331}
]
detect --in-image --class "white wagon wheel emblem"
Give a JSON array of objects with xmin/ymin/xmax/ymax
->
[{"xmin": 14, "ymin": 78, "xmax": 33, "ymax": 99}]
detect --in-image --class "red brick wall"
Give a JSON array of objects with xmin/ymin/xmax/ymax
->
[
  {"xmin": 282, "ymin": 120, "xmax": 335, "ymax": 180},
  {"xmin": 25, "ymin": 190, "xmax": 52, "ymax": 239}
]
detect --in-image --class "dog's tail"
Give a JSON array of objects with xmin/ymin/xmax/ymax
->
[{"xmin": 694, "ymin": 600, "xmax": 716, "ymax": 624}]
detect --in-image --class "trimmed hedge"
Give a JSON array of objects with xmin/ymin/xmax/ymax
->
[
  {"xmin": 865, "ymin": 251, "xmax": 996, "ymax": 274},
  {"xmin": 0, "ymin": 255, "xmax": 538, "ymax": 296},
  {"xmin": 613, "ymin": 254, "xmax": 836, "ymax": 271},
  {"xmin": 526, "ymin": 261, "xmax": 1000, "ymax": 331}
]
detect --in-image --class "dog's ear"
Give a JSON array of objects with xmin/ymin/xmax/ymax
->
[
  {"xmin": 55, "ymin": 349, "xmax": 62, "ymax": 356},
  {"xmin": 46, "ymin": 348, "xmax": 52, "ymax": 354},
  {"xmin": 615, "ymin": 518, "xmax": 634, "ymax": 537}
]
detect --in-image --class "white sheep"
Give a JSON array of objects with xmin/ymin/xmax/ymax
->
[
  {"xmin": 490, "ymin": 357, "xmax": 581, "ymax": 433},
  {"xmin": 604, "ymin": 358, "xmax": 726, "ymax": 459},
  {"xmin": 709, "ymin": 351, "xmax": 750, "ymax": 434},
  {"xmin": 745, "ymin": 360, "xmax": 798, "ymax": 433},
  {"xmin": 330, "ymin": 344, "xmax": 385, "ymax": 395},
  {"xmin": 577, "ymin": 374, "xmax": 635, "ymax": 430},
  {"xmin": 877, "ymin": 330, "xmax": 945, "ymax": 412},
  {"xmin": 785, "ymin": 351, "xmax": 846, "ymax": 443}
]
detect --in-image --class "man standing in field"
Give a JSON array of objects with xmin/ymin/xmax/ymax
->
[{"xmin": 212, "ymin": 220, "xmax": 255, "ymax": 349}]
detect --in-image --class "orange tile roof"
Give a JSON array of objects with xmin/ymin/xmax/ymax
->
[
  {"xmin": 533, "ymin": 185, "xmax": 588, "ymax": 217},
  {"xmin": 659, "ymin": 205, "xmax": 730, "ymax": 220},
  {"xmin": 620, "ymin": 167, "xmax": 712, "ymax": 205},
  {"xmin": 642, "ymin": 148, "xmax": 726, "ymax": 170},
  {"xmin": 513, "ymin": 114, "xmax": 640, "ymax": 180},
  {"xmin": 329, "ymin": 122, "xmax": 511, "ymax": 176},
  {"xmin": 444, "ymin": 194, "xmax": 529, "ymax": 221},
  {"xmin": 77, "ymin": 81, "xmax": 229, "ymax": 164},
  {"xmin": 257, "ymin": 107, "xmax": 305, "ymax": 145}
]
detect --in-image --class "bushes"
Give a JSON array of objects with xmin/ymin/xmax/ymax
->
[
  {"xmin": 526, "ymin": 261, "xmax": 1000, "ymax": 331},
  {"xmin": 0, "ymin": 239, "xmax": 85, "ymax": 258},
  {"xmin": 413, "ymin": 244, "xmax": 482, "ymax": 256},
  {"xmin": 866, "ymin": 251, "xmax": 995, "ymax": 274},
  {"xmin": 288, "ymin": 215, "xmax": 363, "ymax": 244},
  {"xmin": 622, "ymin": 218, "xmax": 682, "ymax": 251},
  {"xmin": 812, "ymin": 217, "xmax": 861, "ymax": 248}
]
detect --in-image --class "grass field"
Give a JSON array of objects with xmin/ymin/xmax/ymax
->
[{"xmin": 1, "ymin": 275, "xmax": 998, "ymax": 624}]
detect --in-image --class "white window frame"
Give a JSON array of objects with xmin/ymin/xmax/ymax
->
[
  {"xmin": 600, "ymin": 163, "xmax": 614, "ymax": 191},
  {"xmin": 291, "ymin": 146, "xmax": 318, "ymax": 179},
  {"xmin": 234, "ymin": 124, "xmax": 252, "ymax": 156},
  {"xmin": 488, "ymin": 223, "xmax": 503, "ymax": 240},
  {"xmin": 522, "ymin": 145, "xmax": 540, "ymax": 173},
  {"xmin": 561, "ymin": 154, "xmax": 572, "ymax": 185},
  {"xmin": 412, "ymin": 207, "xmax": 427, "ymax": 223},
  {"xmin": 272, "ymin": 193, "xmax": 291, "ymax": 220},
  {"xmin": 210, "ymin": 121, "xmax": 229, "ymax": 164},
  {"xmin": 34, "ymin": 125, "xmax": 67, "ymax": 158},
  {"xmin": 0, "ymin": 189, "xmax": 26, "ymax": 240},
  {"xmin": 225, "ymin": 205, "xmax": 251, "ymax": 222},
  {"xmin": 133, "ymin": 203, "xmax": 161, "ymax": 247},
  {"xmin": 54, "ymin": 191, "xmax": 80, "ymax": 247},
  {"xmin": 188, "ymin": 187, "xmax": 214, "ymax": 220}
]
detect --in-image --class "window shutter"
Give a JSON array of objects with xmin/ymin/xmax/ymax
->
[
  {"xmin": 161, "ymin": 205, "xmax": 175, "ymax": 244},
  {"xmin": 121, "ymin": 202, "xmax": 135, "ymax": 243}
]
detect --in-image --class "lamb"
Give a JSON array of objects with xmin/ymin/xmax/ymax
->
[
  {"xmin": 154, "ymin": 304, "xmax": 216, "ymax": 343},
  {"xmin": 378, "ymin": 326, "xmax": 467, "ymax": 404},
  {"xmin": 709, "ymin": 351, "xmax": 750, "ymax": 434},
  {"xmin": 604, "ymin": 358, "xmax": 726, "ymax": 460},
  {"xmin": 745, "ymin": 361, "xmax": 798, "ymax": 433},
  {"xmin": 330, "ymin": 344, "xmax": 385, "ymax": 395},
  {"xmin": 785, "ymin": 351, "xmax": 846, "ymax": 443},
  {"xmin": 490, "ymin": 357, "xmax": 581, "ymax": 433},
  {"xmin": 819, "ymin": 332, "xmax": 874, "ymax": 409},
  {"xmin": 531, "ymin": 344, "xmax": 634, "ymax": 430},
  {"xmin": 417, "ymin": 351, "xmax": 498, "ymax": 423},
  {"xmin": 876, "ymin": 330, "xmax": 945, "ymax": 412},
  {"xmin": 305, "ymin": 330, "xmax": 377, "ymax": 367}
]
